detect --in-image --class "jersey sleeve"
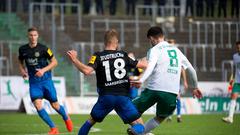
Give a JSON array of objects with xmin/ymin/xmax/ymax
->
[
  {"xmin": 139, "ymin": 47, "xmax": 159, "ymax": 83},
  {"xmin": 88, "ymin": 52, "xmax": 98, "ymax": 69},
  {"xmin": 179, "ymin": 51, "xmax": 199, "ymax": 88},
  {"xmin": 45, "ymin": 47, "xmax": 54, "ymax": 60},
  {"xmin": 18, "ymin": 47, "xmax": 24, "ymax": 61},
  {"xmin": 127, "ymin": 55, "xmax": 138, "ymax": 68}
]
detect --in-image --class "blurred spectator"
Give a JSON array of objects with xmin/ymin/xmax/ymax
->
[
  {"xmin": 196, "ymin": 0, "xmax": 204, "ymax": 17},
  {"xmin": 46, "ymin": 0, "xmax": 53, "ymax": 13},
  {"xmin": 95, "ymin": 0, "xmax": 104, "ymax": 15},
  {"xmin": 59, "ymin": 0, "xmax": 66, "ymax": 14},
  {"xmin": 143, "ymin": 0, "xmax": 153, "ymax": 16},
  {"xmin": 83, "ymin": 0, "xmax": 91, "ymax": 15},
  {"xmin": 109, "ymin": 0, "xmax": 117, "ymax": 16},
  {"xmin": 174, "ymin": 0, "xmax": 180, "ymax": 16},
  {"xmin": 218, "ymin": 0, "xmax": 227, "ymax": 18},
  {"xmin": 33, "ymin": 0, "xmax": 42, "ymax": 12},
  {"xmin": 11, "ymin": 0, "xmax": 17, "ymax": 12},
  {"xmin": 205, "ymin": 0, "xmax": 215, "ymax": 17},
  {"xmin": 125, "ymin": 0, "xmax": 136, "ymax": 16},
  {"xmin": 71, "ymin": 0, "xmax": 79, "ymax": 14},
  {"xmin": 156, "ymin": 0, "xmax": 166, "ymax": 16},
  {"xmin": 0, "ymin": 0, "xmax": 6, "ymax": 12},
  {"xmin": 22, "ymin": 0, "xmax": 30, "ymax": 13},
  {"xmin": 185, "ymin": 0, "xmax": 194, "ymax": 17},
  {"xmin": 231, "ymin": 0, "xmax": 239, "ymax": 18}
]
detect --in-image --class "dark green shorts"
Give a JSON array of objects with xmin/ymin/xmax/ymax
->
[
  {"xmin": 232, "ymin": 83, "xmax": 240, "ymax": 93},
  {"xmin": 133, "ymin": 88, "xmax": 177, "ymax": 118}
]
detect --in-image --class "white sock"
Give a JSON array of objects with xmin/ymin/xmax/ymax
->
[
  {"xmin": 228, "ymin": 99, "xmax": 236, "ymax": 118},
  {"xmin": 144, "ymin": 118, "xmax": 160, "ymax": 133}
]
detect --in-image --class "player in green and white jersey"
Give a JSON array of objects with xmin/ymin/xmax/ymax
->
[
  {"xmin": 127, "ymin": 26, "xmax": 202, "ymax": 135},
  {"xmin": 222, "ymin": 41, "xmax": 240, "ymax": 124}
]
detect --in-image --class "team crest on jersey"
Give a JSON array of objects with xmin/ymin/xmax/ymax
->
[
  {"xmin": 35, "ymin": 52, "xmax": 40, "ymax": 57},
  {"xmin": 89, "ymin": 55, "xmax": 96, "ymax": 64},
  {"xmin": 47, "ymin": 48, "xmax": 53, "ymax": 56}
]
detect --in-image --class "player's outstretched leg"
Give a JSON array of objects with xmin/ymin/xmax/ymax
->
[
  {"xmin": 55, "ymin": 105, "xmax": 73, "ymax": 132},
  {"xmin": 37, "ymin": 108, "xmax": 59, "ymax": 134},
  {"xmin": 222, "ymin": 99, "xmax": 236, "ymax": 124},
  {"xmin": 78, "ymin": 120, "xmax": 93, "ymax": 135}
]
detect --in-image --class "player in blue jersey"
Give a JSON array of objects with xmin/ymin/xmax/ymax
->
[
  {"xmin": 18, "ymin": 27, "xmax": 73, "ymax": 134},
  {"xmin": 67, "ymin": 29, "xmax": 147, "ymax": 135}
]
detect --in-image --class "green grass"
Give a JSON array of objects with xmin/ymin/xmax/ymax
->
[{"xmin": 0, "ymin": 113, "xmax": 239, "ymax": 135}]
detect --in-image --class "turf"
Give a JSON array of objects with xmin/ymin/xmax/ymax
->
[{"xmin": 0, "ymin": 113, "xmax": 239, "ymax": 135}]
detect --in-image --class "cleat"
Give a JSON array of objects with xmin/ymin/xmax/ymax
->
[
  {"xmin": 166, "ymin": 117, "xmax": 172, "ymax": 122},
  {"xmin": 222, "ymin": 117, "xmax": 233, "ymax": 124},
  {"xmin": 48, "ymin": 127, "xmax": 59, "ymax": 135},
  {"xmin": 127, "ymin": 128, "xmax": 137, "ymax": 135},
  {"xmin": 65, "ymin": 117, "xmax": 73, "ymax": 132},
  {"xmin": 177, "ymin": 117, "xmax": 182, "ymax": 123}
]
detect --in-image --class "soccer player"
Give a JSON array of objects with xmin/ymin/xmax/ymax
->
[
  {"xmin": 67, "ymin": 29, "xmax": 147, "ymax": 135},
  {"xmin": 222, "ymin": 41, "xmax": 240, "ymax": 124},
  {"xmin": 128, "ymin": 26, "xmax": 202, "ymax": 135},
  {"xmin": 18, "ymin": 27, "xmax": 73, "ymax": 134}
]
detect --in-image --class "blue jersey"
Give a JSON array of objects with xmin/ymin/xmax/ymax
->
[{"xmin": 18, "ymin": 43, "xmax": 53, "ymax": 84}]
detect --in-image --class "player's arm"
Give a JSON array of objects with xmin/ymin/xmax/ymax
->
[
  {"xmin": 18, "ymin": 48, "xmax": 28, "ymax": 79},
  {"xmin": 131, "ymin": 49, "xmax": 158, "ymax": 88},
  {"xmin": 35, "ymin": 56, "xmax": 58, "ymax": 77},
  {"xmin": 67, "ymin": 50, "xmax": 94, "ymax": 75},
  {"xmin": 18, "ymin": 59, "xmax": 28, "ymax": 79},
  {"xmin": 136, "ymin": 57, "xmax": 148, "ymax": 69},
  {"xmin": 181, "ymin": 54, "xmax": 202, "ymax": 99},
  {"xmin": 181, "ymin": 67, "xmax": 188, "ymax": 90},
  {"xmin": 35, "ymin": 48, "xmax": 58, "ymax": 77}
]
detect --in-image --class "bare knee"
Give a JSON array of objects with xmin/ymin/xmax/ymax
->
[
  {"xmin": 231, "ymin": 93, "xmax": 239, "ymax": 100},
  {"xmin": 51, "ymin": 102, "xmax": 60, "ymax": 110},
  {"xmin": 33, "ymin": 99, "xmax": 43, "ymax": 111}
]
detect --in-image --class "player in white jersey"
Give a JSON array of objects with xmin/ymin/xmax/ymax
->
[
  {"xmin": 127, "ymin": 26, "xmax": 202, "ymax": 135},
  {"xmin": 222, "ymin": 41, "xmax": 240, "ymax": 124}
]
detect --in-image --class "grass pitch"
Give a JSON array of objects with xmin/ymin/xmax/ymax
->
[{"xmin": 0, "ymin": 113, "xmax": 239, "ymax": 135}]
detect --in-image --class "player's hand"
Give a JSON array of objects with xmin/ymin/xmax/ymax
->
[
  {"xmin": 67, "ymin": 50, "xmax": 78, "ymax": 62},
  {"xmin": 20, "ymin": 69, "xmax": 28, "ymax": 80},
  {"xmin": 35, "ymin": 69, "xmax": 45, "ymax": 77},
  {"xmin": 130, "ymin": 80, "xmax": 142, "ymax": 88},
  {"xmin": 229, "ymin": 79, "xmax": 234, "ymax": 86},
  {"xmin": 192, "ymin": 88, "xmax": 203, "ymax": 99}
]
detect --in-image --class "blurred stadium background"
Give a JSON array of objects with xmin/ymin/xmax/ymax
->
[{"xmin": 0, "ymin": 0, "xmax": 239, "ymax": 134}]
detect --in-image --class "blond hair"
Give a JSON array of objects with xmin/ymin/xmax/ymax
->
[{"xmin": 104, "ymin": 29, "xmax": 119, "ymax": 45}]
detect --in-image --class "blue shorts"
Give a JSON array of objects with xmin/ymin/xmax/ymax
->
[
  {"xmin": 90, "ymin": 95, "xmax": 141, "ymax": 124},
  {"xmin": 29, "ymin": 80, "xmax": 58, "ymax": 103}
]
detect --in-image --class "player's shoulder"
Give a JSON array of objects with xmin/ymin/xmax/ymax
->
[
  {"xmin": 37, "ymin": 43, "xmax": 48, "ymax": 49},
  {"xmin": 19, "ymin": 44, "xmax": 29, "ymax": 50}
]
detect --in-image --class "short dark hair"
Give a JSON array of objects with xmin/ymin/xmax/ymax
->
[
  {"xmin": 147, "ymin": 26, "xmax": 164, "ymax": 38},
  {"xmin": 28, "ymin": 27, "xmax": 38, "ymax": 33},
  {"xmin": 236, "ymin": 41, "xmax": 240, "ymax": 46}
]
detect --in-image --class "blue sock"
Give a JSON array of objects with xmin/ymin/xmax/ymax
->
[
  {"xmin": 176, "ymin": 98, "xmax": 181, "ymax": 116},
  {"xmin": 56, "ymin": 105, "xmax": 68, "ymax": 121},
  {"xmin": 37, "ymin": 108, "xmax": 55, "ymax": 128},
  {"xmin": 78, "ymin": 120, "xmax": 93, "ymax": 135},
  {"xmin": 131, "ymin": 123, "xmax": 145, "ymax": 134}
]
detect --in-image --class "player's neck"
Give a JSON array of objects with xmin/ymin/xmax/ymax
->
[
  {"xmin": 105, "ymin": 44, "xmax": 117, "ymax": 50},
  {"xmin": 29, "ymin": 42, "xmax": 37, "ymax": 48}
]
